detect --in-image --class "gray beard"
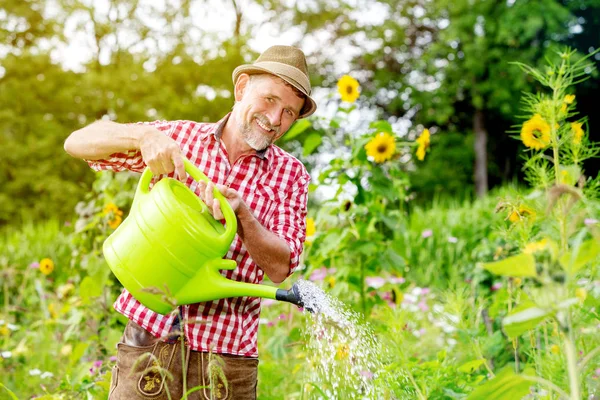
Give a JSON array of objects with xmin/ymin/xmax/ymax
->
[{"xmin": 240, "ymin": 114, "xmax": 278, "ymax": 151}]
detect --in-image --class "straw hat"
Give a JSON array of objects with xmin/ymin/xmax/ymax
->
[{"xmin": 232, "ymin": 45, "xmax": 317, "ymax": 118}]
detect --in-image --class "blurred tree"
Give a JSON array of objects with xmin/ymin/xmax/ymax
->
[
  {"xmin": 265, "ymin": 0, "xmax": 598, "ymax": 199},
  {"xmin": 0, "ymin": 0, "xmax": 260, "ymax": 226}
]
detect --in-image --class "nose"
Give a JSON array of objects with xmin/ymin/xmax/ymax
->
[{"xmin": 265, "ymin": 106, "xmax": 283, "ymax": 128}]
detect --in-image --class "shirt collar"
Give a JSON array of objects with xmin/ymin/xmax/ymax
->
[{"xmin": 207, "ymin": 113, "xmax": 270, "ymax": 161}]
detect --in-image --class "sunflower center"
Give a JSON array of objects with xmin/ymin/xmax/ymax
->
[
  {"xmin": 532, "ymin": 129, "xmax": 543, "ymax": 139},
  {"xmin": 377, "ymin": 144, "xmax": 388, "ymax": 153},
  {"xmin": 346, "ymin": 85, "xmax": 354, "ymax": 95}
]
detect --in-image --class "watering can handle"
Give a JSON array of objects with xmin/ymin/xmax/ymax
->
[{"xmin": 135, "ymin": 157, "xmax": 237, "ymax": 243}]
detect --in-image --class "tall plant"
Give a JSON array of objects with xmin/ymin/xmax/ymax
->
[{"xmin": 476, "ymin": 48, "xmax": 600, "ymax": 399}]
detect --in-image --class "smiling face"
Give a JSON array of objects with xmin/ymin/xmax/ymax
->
[{"xmin": 233, "ymin": 73, "xmax": 305, "ymax": 151}]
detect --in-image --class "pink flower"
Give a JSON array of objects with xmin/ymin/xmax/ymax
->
[
  {"xmin": 267, "ymin": 321, "xmax": 275, "ymax": 327},
  {"xmin": 359, "ymin": 370, "xmax": 374, "ymax": 379},
  {"xmin": 277, "ymin": 313, "xmax": 288, "ymax": 321},
  {"xmin": 380, "ymin": 292, "xmax": 392, "ymax": 301},
  {"xmin": 365, "ymin": 276, "xmax": 386, "ymax": 289},
  {"xmin": 491, "ymin": 282, "xmax": 502, "ymax": 291},
  {"xmin": 261, "ymin": 299, "xmax": 276, "ymax": 307},
  {"xmin": 388, "ymin": 276, "xmax": 405, "ymax": 284},
  {"xmin": 421, "ymin": 288, "xmax": 430, "ymax": 295},
  {"xmin": 309, "ymin": 267, "xmax": 327, "ymax": 281},
  {"xmin": 309, "ymin": 267, "xmax": 336, "ymax": 282},
  {"xmin": 584, "ymin": 218, "xmax": 598, "ymax": 225},
  {"xmin": 89, "ymin": 360, "xmax": 103, "ymax": 375},
  {"xmin": 421, "ymin": 229, "xmax": 433, "ymax": 238},
  {"xmin": 418, "ymin": 301, "xmax": 429, "ymax": 312},
  {"xmin": 29, "ymin": 262, "xmax": 40, "ymax": 269},
  {"xmin": 109, "ymin": 356, "xmax": 117, "ymax": 362}
]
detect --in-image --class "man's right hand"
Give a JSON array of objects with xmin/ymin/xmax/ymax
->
[{"xmin": 139, "ymin": 129, "xmax": 186, "ymax": 181}]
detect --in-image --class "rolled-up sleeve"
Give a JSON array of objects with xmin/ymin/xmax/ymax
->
[
  {"xmin": 86, "ymin": 120, "xmax": 178, "ymax": 172},
  {"xmin": 267, "ymin": 171, "xmax": 310, "ymax": 275}
]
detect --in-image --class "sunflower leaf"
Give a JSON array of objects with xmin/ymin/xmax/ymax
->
[{"xmin": 482, "ymin": 253, "xmax": 537, "ymax": 277}]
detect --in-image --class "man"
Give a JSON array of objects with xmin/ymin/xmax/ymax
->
[{"xmin": 64, "ymin": 45, "xmax": 317, "ymax": 400}]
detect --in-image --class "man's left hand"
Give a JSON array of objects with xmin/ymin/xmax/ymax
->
[{"xmin": 197, "ymin": 181, "xmax": 243, "ymax": 220}]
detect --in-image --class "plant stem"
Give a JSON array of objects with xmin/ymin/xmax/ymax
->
[
  {"xmin": 180, "ymin": 311, "xmax": 188, "ymax": 399},
  {"xmin": 564, "ymin": 336, "xmax": 581, "ymax": 400},
  {"xmin": 521, "ymin": 375, "xmax": 570, "ymax": 400},
  {"xmin": 360, "ymin": 256, "xmax": 366, "ymax": 317},
  {"xmin": 405, "ymin": 369, "xmax": 426, "ymax": 400},
  {"xmin": 578, "ymin": 345, "xmax": 600, "ymax": 373}
]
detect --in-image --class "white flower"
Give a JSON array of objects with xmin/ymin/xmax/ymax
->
[
  {"xmin": 448, "ymin": 236, "xmax": 458, "ymax": 243},
  {"xmin": 40, "ymin": 371, "xmax": 54, "ymax": 379},
  {"xmin": 259, "ymin": 318, "xmax": 270, "ymax": 325},
  {"xmin": 1, "ymin": 351, "xmax": 12, "ymax": 358},
  {"xmin": 6, "ymin": 323, "xmax": 18, "ymax": 331},
  {"xmin": 29, "ymin": 368, "xmax": 42, "ymax": 376}
]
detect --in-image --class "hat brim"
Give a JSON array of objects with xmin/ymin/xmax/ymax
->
[{"xmin": 232, "ymin": 64, "xmax": 317, "ymax": 119}]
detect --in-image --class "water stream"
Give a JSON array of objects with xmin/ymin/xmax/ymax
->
[{"xmin": 296, "ymin": 280, "xmax": 383, "ymax": 399}]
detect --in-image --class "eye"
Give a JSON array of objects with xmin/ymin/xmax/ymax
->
[
  {"xmin": 285, "ymin": 109, "xmax": 294, "ymax": 117},
  {"xmin": 265, "ymin": 96, "xmax": 274, "ymax": 103}
]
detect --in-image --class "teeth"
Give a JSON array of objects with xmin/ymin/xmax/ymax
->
[{"xmin": 256, "ymin": 118, "xmax": 271, "ymax": 131}]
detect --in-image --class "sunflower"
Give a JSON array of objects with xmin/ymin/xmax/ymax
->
[
  {"xmin": 39, "ymin": 258, "xmax": 54, "ymax": 275},
  {"xmin": 108, "ymin": 215, "xmax": 123, "ymax": 229},
  {"xmin": 365, "ymin": 132, "xmax": 396, "ymax": 163},
  {"xmin": 575, "ymin": 288, "xmax": 587, "ymax": 302},
  {"xmin": 337, "ymin": 75, "xmax": 360, "ymax": 103},
  {"xmin": 415, "ymin": 129, "xmax": 430, "ymax": 161},
  {"xmin": 563, "ymin": 94, "xmax": 575, "ymax": 104},
  {"xmin": 571, "ymin": 121, "xmax": 584, "ymax": 144},
  {"xmin": 523, "ymin": 238, "xmax": 548, "ymax": 254},
  {"xmin": 335, "ymin": 343, "xmax": 350, "ymax": 360},
  {"xmin": 520, "ymin": 114, "xmax": 551, "ymax": 150},
  {"xmin": 508, "ymin": 205, "xmax": 536, "ymax": 223},
  {"xmin": 103, "ymin": 202, "xmax": 122, "ymax": 216},
  {"xmin": 104, "ymin": 202, "xmax": 124, "ymax": 229},
  {"xmin": 306, "ymin": 217, "xmax": 316, "ymax": 239}
]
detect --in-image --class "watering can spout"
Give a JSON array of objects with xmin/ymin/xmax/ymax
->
[
  {"xmin": 275, "ymin": 284, "xmax": 303, "ymax": 308},
  {"xmin": 175, "ymin": 259, "xmax": 282, "ymax": 305}
]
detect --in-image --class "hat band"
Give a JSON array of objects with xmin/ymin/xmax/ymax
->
[{"xmin": 253, "ymin": 61, "xmax": 311, "ymax": 95}]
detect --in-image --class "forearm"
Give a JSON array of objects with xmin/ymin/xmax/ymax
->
[
  {"xmin": 236, "ymin": 203, "xmax": 291, "ymax": 284},
  {"xmin": 64, "ymin": 120, "xmax": 147, "ymax": 160}
]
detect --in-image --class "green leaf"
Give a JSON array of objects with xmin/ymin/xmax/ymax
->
[
  {"xmin": 482, "ymin": 253, "xmax": 536, "ymax": 277},
  {"xmin": 559, "ymin": 239, "xmax": 600, "ymax": 274},
  {"xmin": 302, "ymin": 133, "xmax": 322, "ymax": 156},
  {"xmin": 0, "ymin": 383, "xmax": 19, "ymax": 400},
  {"xmin": 80, "ymin": 276, "xmax": 103, "ymax": 304},
  {"xmin": 69, "ymin": 342, "xmax": 89, "ymax": 367},
  {"xmin": 467, "ymin": 365, "xmax": 535, "ymax": 400},
  {"xmin": 284, "ymin": 119, "xmax": 311, "ymax": 140},
  {"xmin": 369, "ymin": 120, "xmax": 393, "ymax": 133},
  {"xmin": 458, "ymin": 359, "xmax": 487, "ymax": 373},
  {"xmin": 502, "ymin": 301, "xmax": 550, "ymax": 339}
]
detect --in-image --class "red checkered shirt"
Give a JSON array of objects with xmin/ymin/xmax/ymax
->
[{"xmin": 87, "ymin": 114, "xmax": 309, "ymax": 357}]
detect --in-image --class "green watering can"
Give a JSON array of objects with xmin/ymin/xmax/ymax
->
[{"xmin": 103, "ymin": 158, "xmax": 303, "ymax": 315}]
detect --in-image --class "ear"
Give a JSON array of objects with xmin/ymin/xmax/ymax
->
[{"xmin": 234, "ymin": 74, "xmax": 251, "ymax": 102}]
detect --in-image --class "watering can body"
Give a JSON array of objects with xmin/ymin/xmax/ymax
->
[{"xmin": 103, "ymin": 158, "xmax": 288, "ymax": 315}]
